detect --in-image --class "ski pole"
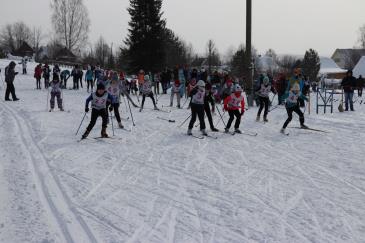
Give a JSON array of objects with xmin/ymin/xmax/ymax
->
[
  {"xmin": 109, "ymin": 109, "xmax": 115, "ymax": 136},
  {"xmin": 127, "ymin": 97, "xmax": 136, "ymax": 126},
  {"xmin": 122, "ymin": 95, "xmax": 128, "ymax": 112},
  {"xmin": 75, "ymin": 112, "xmax": 87, "ymax": 135},
  {"xmin": 181, "ymin": 97, "xmax": 190, "ymax": 109},
  {"xmin": 178, "ymin": 114, "xmax": 191, "ymax": 128},
  {"xmin": 216, "ymin": 105, "xmax": 226, "ymax": 127}
]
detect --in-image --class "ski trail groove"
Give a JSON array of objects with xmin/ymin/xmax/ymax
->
[{"xmin": 3, "ymin": 103, "xmax": 98, "ymax": 243}]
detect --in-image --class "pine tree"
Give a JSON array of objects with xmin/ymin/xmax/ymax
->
[
  {"xmin": 302, "ymin": 49, "xmax": 320, "ymax": 81},
  {"xmin": 125, "ymin": 0, "xmax": 166, "ymax": 73}
]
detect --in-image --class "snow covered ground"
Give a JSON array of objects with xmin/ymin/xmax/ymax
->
[{"xmin": 1, "ymin": 59, "xmax": 365, "ymax": 243}]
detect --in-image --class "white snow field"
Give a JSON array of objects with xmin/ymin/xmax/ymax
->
[{"xmin": 1, "ymin": 59, "xmax": 365, "ymax": 243}]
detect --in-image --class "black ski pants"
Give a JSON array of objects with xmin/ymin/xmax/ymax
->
[
  {"xmin": 204, "ymin": 103, "xmax": 215, "ymax": 129},
  {"xmin": 86, "ymin": 108, "xmax": 108, "ymax": 132},
  {"xmin": 283, "ymin": 105, "xmax": 304, "ymax": 129},
  {"xmin": 189, "ymin": 103, "xmax": 205, "ymax": 130},
  {"xmin": 5, "ymin": 82, "xmax": 17, "ymax": 100},
  {"xmin": 257, "ymin": 96, "xmax": 269, "ymax": 117},
  {"xmin": 226, "ymin": 110, "xmax": 241, "ymax": 129},
  {"xmin": 141, "ymin": 92, "xmax": 156, "ymax": 108}
]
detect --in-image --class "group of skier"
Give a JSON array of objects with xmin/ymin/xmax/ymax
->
[{"xmin": 3, "ymin": 59, "xmax": 362, "ymax": 140}]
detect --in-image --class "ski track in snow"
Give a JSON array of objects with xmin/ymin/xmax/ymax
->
[{"xmin": 1, "ymin": 59, "xmax": 365, "ymax": 243}]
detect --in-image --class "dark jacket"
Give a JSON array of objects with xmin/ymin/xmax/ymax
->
[
  {"xmin": 5, "ymin": 62, "xmax": 18, "ymax": 84},
  {"xmin": 341, "ymin": 75, "xmax": 357, "ymax": 93},
  {"xmin": 357, "ymin": 76, "xmax": 364, "ymax": 88}
]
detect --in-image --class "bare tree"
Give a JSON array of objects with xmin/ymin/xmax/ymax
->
[
  {"xmin": 30, "ymin": 27, "xmax": 43, "ymax": 60},
  {"xmin": 0, "ymin": 24, "xmax": 15, "ymax": 52},
  {"xmin": 206, "ymin": 39, "xmax": 221, "ymax": 73},
  {"xmin": 277, "ymin": 55, "xmax": 298, "ymax": 74},
  {"xmin": 358, "ymin": 24, "xmax": 365, "ymax": 48},
  {"xmin": 50, "ymin": 0, "xmax": 90, "ymax": 53},
  {"xmin": 94, "ymin": 36, "xmax": 110, "ymax": 67},
  {"xmin": 13, "ymin": 22, "xmax": 32, "ymax": 49}
]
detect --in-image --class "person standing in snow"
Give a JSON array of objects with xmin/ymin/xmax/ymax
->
[
  {"xmin": 223, "ymin": 84, "xmax": 245, "ymax": 133},
  {"xmin": 49, "ymin": 73, "xmax": 64, "ymax": 112},
  {"xmin": 34, "ymin": 64, "xmax": 43, "ymax": 89},
  {"xmin": 43, "ymin": 63, "xmax": 51, "ymax": 89},
  {"xmin": 280, "ymin": 83, "xmax": 309, "ymax": 134},
  {"xmin": 60, "ymin": 69, "xmax": 71, "ymax": 89},
  {"xmin": 85, "ymin": 66, "xmax": 94, "ymax": 93},
  {"xmin": 19, "ymin": 58, "xmax": 27, "ymax": 74},
  {"xmin": 187, "ymin": 80, "xmax": 207, "ymax": 136},
  {"xmin": 204, "ymin": 82, "xmax": 219, "ymax": 132},
  {"xmin": 357, "ymin": 75, "xmax": 364, "ymax": 97},
  {"xmin": 255, "ymin": 75, "xmax": 276, "ymax": 122},
  {"xmin": 106, "ymin": 72, "xmax": 124, "ymax": 128},
  {"xmin": 4, "ymin": 61, "xmax": 19, "ymax": 101},
  {"xmin": 341, "ymin": 70, "xmax": 357, "ymax": 111},
  {"xmin": 170, "ymin": 79, "xmax": 181, "ymax": 108},
  {"xmin": 139, "ymin": 75, "xmax": 158, "ymax": 112},
  {"xmin": 81, "ymin": 83, "xmax": 114, "ymax": 139}
]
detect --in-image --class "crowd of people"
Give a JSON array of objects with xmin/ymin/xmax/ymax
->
[{"xmin": 2, "ymin": 60, "xmax": 364, "ymax": 138}]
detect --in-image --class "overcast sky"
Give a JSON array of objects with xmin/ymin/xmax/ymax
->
[{"xmin": 1, "ymin": 0, "xmax": 365, "ymax": 57}]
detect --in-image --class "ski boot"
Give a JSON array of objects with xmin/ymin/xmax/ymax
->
[
  {"xmin": 280, "ymin": 128, "xmax": 286, "ymax": 134},
  {"xmin": 177, "ymin": 104, "xmax": 181, "ymax": 109},
  {"xmin": 211, "ymin": 127, "xmax": 219, "ymax": 132},
  {"xmin": 49, "ymin": 108, "xmax": 53, "ymax": 112},
  {"xmin": 154, "ymin": 106, "xmax": 159, "ymax": 110},
  {"xmin": 224, "ymin": 128, "xmax": 230, "ymax": 133},
  {"xmin": 201, "ymin": 129, "xmax": 208, "ymax": 136},
  {"xmin": 60, "ymin": 107, "xmax": 64, "ymax": 112},
  {"xmin": 300, "ymin": 124, "xmax": 308, "ymax": 129},
  {"xmin": 263, "ymin": 116, "xmax": 268, "ymax": 122},
  {"xmin": 118, "ymin": 122, "xmax": 124, "ymax": 129},
  {"xmin": 82, "ymin": 130, "xmax": 90, "ymax": 139},
  {"xmin": 234, "ymin": 128, "xmax": 242, "ymax": 134},
  {"xmin": 256, "ymin": 115, "xmax": 260, "ymax": 122},
  {"xmin": 139, "ymin": 107, "xmax": 143, "ymax": 112},
  {"xmin": 101, "ymin": 127, "xmax": 109, "ymax": 138},
  {"xmin": 187, "ymin": 129, "xmax": 192, "ymax": 135}
]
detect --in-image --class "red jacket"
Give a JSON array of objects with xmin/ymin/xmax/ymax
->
[
  {"xmin": 34, "ymin": 66, "xmax": 42, "ymax": 79},
  {"xmin": 224, "ymin": 93, "xmax": 245, "ymax": 112}
]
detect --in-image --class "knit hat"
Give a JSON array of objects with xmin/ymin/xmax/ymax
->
[
  {"xmin": 97, "ymin": 83, "xmax": 105, "ymax": 90},
  {"xmin": 174, "ymin": 80, "xmax": 180, "ymax": 86}
]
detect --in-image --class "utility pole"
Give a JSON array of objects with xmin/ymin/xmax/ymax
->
[{"xmin": 245, "ymin": 0, "xmax": 253, "ymax": 106}]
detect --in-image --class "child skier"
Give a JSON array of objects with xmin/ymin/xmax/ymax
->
[
  {"xmin": 224, "ymin": 84, "xmax": 245, "ymax": 133},
  {"xmin": 256, "ymin": 76, "xmax": 276, "ymax": 122},
  {"xmin": 170, "ymin": 79, "xmax": 181, "ymax": 108},
  {"xmin": 106, "ymin": 72, "xmax": 124, "ymax": 128},
  {"xmin": 85, "ymin": 66, "xmax": 94, "ymax": 93},
  {"xmin": 139, "ymin": 75, "xmax": 158, "ymax": 112},
  {"xmin": 187, "ymin": 80, "xmax": 207, "ymax": 136},
  {"xmin": 280, "ymin": 83, "xmax": 309, "ymax": 134},
  {"xmin": 204, "ymin": 83, "xmax": 219, "ymax": 132},
  {"xmin": 49, "ymin": 73, "xmax": 64, "ymax": 112},
  {"xmin": 81, "ymin": 83, "xmax": 114, "ymax": 139}
]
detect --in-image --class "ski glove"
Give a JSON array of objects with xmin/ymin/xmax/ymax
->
[
  {"xmin": 240, "ymin": 111, "xmax": 245, "ymax": 116},
  {"xmin": 85, "ymin": 107, "xmax": 89, "ymax": 113}
]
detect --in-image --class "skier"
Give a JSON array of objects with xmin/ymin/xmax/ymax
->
[
  {"xmin": 358, "ymin": 75, "xmax": 364, "ymax": 97},
  {"xmin": 4, "ymin": 61, "xmax": 19, "ymax": 101},
  {"xmin": 34, "ymin": 64, "xmax": 43, "ymax": 89},
  {"xmin": 106, "ymin": 72, "xmax": 124, "ymax": 128},
  {"xmin": 119, "ymin": 72, "xmax": 139, "ymax": 107},
  {"xmin": 340, "ymin": 70, "xmax": 357, "ymax": 111},
  {"xmin": 85, "ymin": 66, "xmax": 94, "ymax": 93},
  {"xmin": 170, "ymin": 79, "xmax": 181, "ymax": 108},
  {"xmin": 139, "ymin": 75, "xmax": 158, "ymax": 112},
  {"xmin": 19, "ymin": 58, "xmax": 27, "ymax": 74},
  {"xmin": 49, "ymin": 73, "xmax": 64, "ymax": 112},
  {"xmin": 223, "ymin": 84, "xmax": 245, "ymax": 133},
  {"xmin": 81, "ymin": 83, "xmax": 114, "ymax": 139},
  {"xmin": 187, "ymin": 80, "xmax": 207, "ymax": 136},
  {"xmin": 280, "ymin": 83, "xmax": 309, "ymax": 134},
  {"xmin": 220, "ymin": 78, "xmax": 234, "ymax": 102},
  {"xmin": 204, "ymin": 83, "xmax": 219, "ymax": 132},
  {"xmin": 60, "ymin": 69, "xmax": 71, "ymax": 89},
  {"xmin": 256, "ymin": 76, "xmax": 276, "ymax": 122},
  {"xmin": 43, "ymin": 63, "xmax": 51, "ymax": 89}
]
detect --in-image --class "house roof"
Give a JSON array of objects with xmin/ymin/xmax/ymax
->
[
  {"xmin": 12, "ymin": 41, "xmax": 34, "ymax": 57},
  {"xmin": 319, "ymin": 57, "xmax": 346, "ymax": 75},
  {"xmin": 332, "ymin": 49, "xmax": 365, "ymax": 58},
  {"xmin": 353, "ymin": 56, "xmax": 365, "ymax": 78}
]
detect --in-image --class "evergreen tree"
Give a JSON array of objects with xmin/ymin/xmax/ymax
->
[
  {"xmin": 302, "ymin": 49, "xmax": 320, "ymax": 81},
  {"xmin": 125, "ymin": 0, "xmax": 166, "ymax": 73}
]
